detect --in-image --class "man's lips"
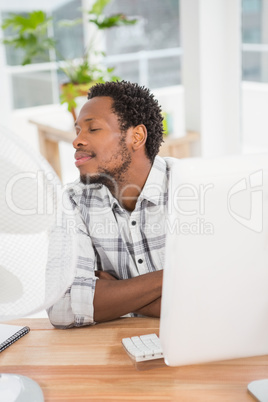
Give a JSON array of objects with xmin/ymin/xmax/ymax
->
[{"xmin": 74, "ymin": 151, "xmax": 95, "ymax": 167}]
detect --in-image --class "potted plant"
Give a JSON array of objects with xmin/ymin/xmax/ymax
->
[
  {"xmin": 1, "ymin": 0, "xmax": 137, "ymax": 120},
  {"xmin": 59, "ymin": 52, "xmax": 118, "ymax": 121}
]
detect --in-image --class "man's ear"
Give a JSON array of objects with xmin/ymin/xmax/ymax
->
[{"xmin": 132, "ymin": 124, "xmax": 147, "ymax": 151}]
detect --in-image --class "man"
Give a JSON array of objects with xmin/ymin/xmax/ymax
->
[{"xmin": 48, "ymin": 81, "xmax": 178, "ymax": 328}]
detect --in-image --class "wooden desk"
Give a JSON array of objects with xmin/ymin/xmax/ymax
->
[
  {"xmin": 1, "ymin": 318, "xmax": 266, "ymax": 401},
  {"xmin": 29, "ymin": 116, "xmax": 199, "ymax": 180}
]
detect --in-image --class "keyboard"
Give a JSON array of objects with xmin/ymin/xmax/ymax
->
[{"xmin": 122, "ymin": 333, "xmax": 164, "ymax": 362}]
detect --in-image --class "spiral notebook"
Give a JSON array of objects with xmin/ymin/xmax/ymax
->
[{"xmin": 0, "ymin": 324, "xmax": 30, "ymax": 352}]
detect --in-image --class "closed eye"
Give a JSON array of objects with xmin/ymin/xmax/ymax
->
[{"xmin": 89, "ymin": 128, "xmax": 100, "ymax": 132}]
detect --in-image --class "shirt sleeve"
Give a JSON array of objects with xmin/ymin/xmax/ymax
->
[{"xmin": 47, "ymin": 209, "xmax": 98, "ymax": 328}]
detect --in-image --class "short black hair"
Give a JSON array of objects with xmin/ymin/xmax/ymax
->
[{"xmin": 88, "ymin": 81, "xmax": 164, "ymax": 162}]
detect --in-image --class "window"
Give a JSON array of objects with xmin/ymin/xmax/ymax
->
[
  {"xmin": 103, "ymin": 0, "xmax": 181, "ymax": 88},
  {"xmin": 1, "ymin": 0, "xmax": 180, "ymax": 110},
  {"xmin": 1, "ymin": 0, "xmax": 83, "ymax": 109},
  {"xmin": 242, "ymin": 0, "xmax": 268, "ymax": 82}
]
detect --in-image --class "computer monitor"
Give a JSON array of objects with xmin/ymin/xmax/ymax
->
[{"xmin": 160, "ymin": 154, "xmax": 268, "ymax": 366}]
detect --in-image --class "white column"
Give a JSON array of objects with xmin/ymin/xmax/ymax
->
[{"xmin": 180, "ymin": 0, "xmax": 242, "ymax": 157}]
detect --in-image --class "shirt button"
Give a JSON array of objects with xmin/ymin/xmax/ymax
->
[
  {"xmin": 131, "ymin": 220, "xmax": 136, "ymax": 226},
  {"xmin": 138, "ymin": 259, "xmax": 143, "ymax": 264}
]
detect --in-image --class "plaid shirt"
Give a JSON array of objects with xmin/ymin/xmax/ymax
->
[{"xmin": 48, "ymin": 156, "xmax": 179, "ymax": 328}]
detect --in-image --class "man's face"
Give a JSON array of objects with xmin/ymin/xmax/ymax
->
[{"xmin": 73, "ymin": 96, "xmax": 132, "ymax": 188}]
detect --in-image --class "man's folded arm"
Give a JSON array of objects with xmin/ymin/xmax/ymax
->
[
  {"xmin": 47, "ymin": 212, "xmax": 163, "ymax": 328},
  {"xmin": 133, "ymin": 297, "xmax": 162, "ymax": 318},
  {"xmin": 48, "ymin": 270, "xmax": 162, "ymax": 327},
  {"xmin": 93, "ymin": 270, "xmax": 162, "ymax": 322}
]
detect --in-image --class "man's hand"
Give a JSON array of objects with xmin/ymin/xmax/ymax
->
[{"xmin": 93, "ymin": 270, "xmax": 163, "ymax": 323}]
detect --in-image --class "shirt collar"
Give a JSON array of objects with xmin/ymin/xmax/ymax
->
[
  {"xmin": 107, "ymin": 156, "xmax": 168, "ymax": 209},
  {"xmin": 67, "ymin": 179, "xmax": 102, "ymax": 205},
  {"xmin": 138, "ymin": 156, "xmax": 168, "ymax": 206}
]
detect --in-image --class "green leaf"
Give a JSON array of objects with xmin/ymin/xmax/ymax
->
[
  {"xmin": 1, "ymin": 10, "xmax": 55, "ymax": 65},
  {"xmin": 60, "ymin": 84, "xmax": 79, "ymax": 111},
  {"xmin": 89, "ymin": 14, "xmax": 137, "ymax": 30},
  {"xmin": 89, "ymin": 0, "xmax": 111, "ymax": 16},
  {"xmin": 59, "ymin": 58, "xmax": 94, "ymax": 84},
  {"xmin": 22, "ymin": 57, "xmax": 31, "ymax": 65},
  {"xmin": 2, "ymin": 11, "xmax": 50, "ymax": 33},
  {"xmin": 111, "ymin": 75, "xmax": 120, "ymax": 82}
]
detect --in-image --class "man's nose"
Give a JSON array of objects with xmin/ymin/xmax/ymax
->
[{"xmin": 73, "ymin": 130, "xmax": 88, "ymax": 149}]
